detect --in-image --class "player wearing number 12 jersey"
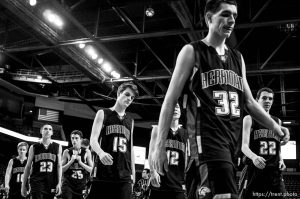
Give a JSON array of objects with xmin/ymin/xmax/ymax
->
[
  {"xmin": 240, "ymin": 88, "xmax": 286, "ymax": 198},
  {"xmin": 5, "ymin": 142, "xmax": 29, "ymax": 199},
  {"xmin": 62, "ymin": 130, "xmax": 93, "ymax": 199},
  {"xmin": 87, "ymin": 82, "xmax": 139, "ymax": 199},
  {"xmin": 149, "ymin": 103, "xmax": 188, "ymax": 199},
  {"xmin": 21, "ymin": 124, "xmax": 62, "ymax": 199}
]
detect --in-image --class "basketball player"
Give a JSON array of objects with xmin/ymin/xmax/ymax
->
[
  {"xmin": 240, "ymin": 88, "xmax": 286, "ymax": 198},
  {"xmin": 134, "ymin": 169, "xmax": 150, "ymax": 199},
  {"xmin": 21, "ymin": 124, "xmax": 62, "ymax": 199},
  {"xmin": 5, "ymin": 142, "xmax": 29, "ymax": 199},
  {"xmin": 81, "ymin": 138, "xmax": 90, "ymax": 149},
  {"xmin": 61, "ymin": 130, "xmax": 93, "ymax": 199},
  {"xmin": 150, "ymin": 0, "xmax": 290, "ymax": 198},
  {"xmin": 87, "ymin": 82, "xmax": 139, "ymax": 199},
  {"xmin": 149, "ymin": 104, "xmax": 188, "ymax": 199}
]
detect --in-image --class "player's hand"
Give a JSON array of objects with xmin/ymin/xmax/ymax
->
[
  {"xmin": 150, "ymin": 170, "xmax": 161, "ymax": 187},
  {"xmin": 4, "ymin": 186, "xmax": 9, "ymax": 195},
  {"xmin": 76, "ymin": 155, "xmax": 82, "ymax": 163},
  {"xmin": 55, "ymin": 183, "xmax": 62, "ymax": 196},
  {"xmin": 98, "ymin": 151, "xmax": 113, "ymax": 165},
  {"xmin": 279, "ymin": 160, "xmax": 286, "ymax": 171},
  {"xmin": 71, "ymin": 154, "xmax": 77, "ymax": 162},
  {"xmin": 280, "ymin": 126, "xmax": 290, "ymax": 146},
  {"xmin": 151, "ymin": 145, "xmax": 168, "ymax": 176},
  {"xmin": 21, "ymin": 185, "xmax": 28, "ymax": 197},
  {"xmin": 252, "ymin": 155, "xmax": 266, "ymax": 169}
]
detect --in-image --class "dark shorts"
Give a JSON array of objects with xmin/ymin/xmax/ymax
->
[
  {"xmin": 187, "ymin": 161, "xmax": 238, "ymax": 199},
  {"xmin": 86, "ymin": 181, "xmax": 132, "ymax": 199},
  {"xmin": 240, "ymin": 165, "xmax": 286, "ymax": 199},
  {"xmin": 8, "ymin": 191, "xmax": 25, "ymax": 199},
  {"xmin": 30, "ymin": 192, "xmax": 55, "ymax": 199},
  {"xmin": 149, "ymin": 189, "xmax": 186, "ymax": 199},
  {"xmin": 61, "ymin": 184, "xmax": 84, "ymax": 199}
]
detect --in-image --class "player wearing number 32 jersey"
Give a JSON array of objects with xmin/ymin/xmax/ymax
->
[{"xmin": 21, "ymin": 124, "xmax": 62, "ymax": 199}]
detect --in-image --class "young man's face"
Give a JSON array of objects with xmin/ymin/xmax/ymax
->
[
  {"xmin": 118, "ymin": 88, "xmax": 135, "ymax": 107},
  {"xmin": 142, "ymin": 170, "xmax": 149, "ymax": 179},
  {"xmin": 71, "ymin": 134, "xmax": 82, "ymax": 148},
  {"xmin": 208, "ymin": 3, "xmax": 237, "ymax": 38},
  {"xmin": 41, "ymin": 125, "xmax": 53, "ymax": 138},
  {"xmin": 173, "ymin": 103, "xmax": 181, "ymax": 120},
  {"xmin": 257, "ymin": 91, "xmax": 274, "ymax": 112},
  {"xmin": 17, "ymin": 146, "xmax": 28, "ymax": 157}
]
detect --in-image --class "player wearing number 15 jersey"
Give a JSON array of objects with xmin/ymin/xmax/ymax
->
[
  {"xmin": 149, "ymin": 104, "xmax": 188, "ymax": 199},
  {"xmin": 62, "ymin": 130, "xmax": 93, "ymax": 199},
  {"xmin": 87, "ymin": 82, "xmax": 139, "ymax": 199},
  {"xmin": 21, "ymin": 124, "xmax": 62, "ymax": 199},
  {"xmin": 240, "ymin": 88, "xmax": 286, "ymax": 198},
  {"xmin": 5, "ymin": 142, "xmax": 29, "ymax": 199}
]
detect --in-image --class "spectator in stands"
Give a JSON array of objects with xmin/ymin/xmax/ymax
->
[
  {"xmin": 240, "ymin": 87, "xmax": 287, "ymax": 198},
  {"xmin": 5, "ymin": 142, "xmax": 29, "ymax": 199},
  {"xmin": 134, "ymin": 169, "xmax": 151, "ymax": 199},
  {"xmin": 81, "ymin": 138, "xmax": 90, "ymax": 149}
]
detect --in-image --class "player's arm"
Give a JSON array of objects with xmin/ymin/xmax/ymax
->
[
  {"xmin": 278, "ymin": 119, "xmax": 286, "ymax": 170},
  {"xmin": 148, "ymin": 125, "xmax": 161, "ymax": 187},
  {"xmin": 241, "ymin": 55, "xmax": 289, "ymax": 141},
  {"xmin": 56, "ymin": 145, "xmax": 62, "ymax": 195},
  {"xmin": 153, "ymin": 44, "xmax": 195, "ymax": 174},
  {"xmin": 90, "ymin": 109, "xmax": 113, "ymax": 165},
  {"xmin": 79, "ymin": 149, "xmax": 93, "ymax": 173},
  {"xmin": 241, "ymin": 115, "xmax": 266, "ymax": 169},
  {"xmin": 62, "ymin": 149, "xmax": 73, "ymax": 173},
  {"xmin": 4, "ymin": 159, "xmax": 13, "ymax": 193},
  {"xmin": 21, "ymin": 145, "xmax": 34, "ymax": 197},
  {"xmin": 131, "ymin": 119, "xmax": 136, "ymax": 184}
]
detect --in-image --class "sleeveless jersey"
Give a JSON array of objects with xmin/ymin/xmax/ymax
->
[
  {"xmin": 63, "ymin": 147, "xmax": 89, "ymax": 192},
  {"xmin": 247, "ymin": 116, "xmax": 281, "ymax": 167},
  {"xmin": 184, "ymin": 40, "xmax": 244, "ymax": 165},
  {"xmin": 92, "ymin": 108, "xmax": 133, "ymax": 182},
  {"xmin": 30, "ymin": 142, "xmax": 59, "ymax": 194},
  {"xmin": 152, "ymin": 128, "xmax": 188, "ymax": 192},
  {"xmin": 9, "ymin": 157, "xmax": 27, "ymax": 193}
]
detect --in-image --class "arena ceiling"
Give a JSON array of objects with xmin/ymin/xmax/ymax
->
[{"xmin": 0, "ymin": 0, "xmax": 299, "ymax": 127}]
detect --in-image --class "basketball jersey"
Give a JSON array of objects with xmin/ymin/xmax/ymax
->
[
  {"xmin": 152, "ymin": 127, "xmax": 188, "ymax": 192},
  {"xmin": 63, "ymin": 147, "xmax": 89, "ymax": 191},
  {"xmin": 30, "ymin": 142, "xmax": 59, "ymax": 194},
  {"xmin": 247, "ymin": 116, "xmax": 281, "ymax": 167},
  {"xmin": 9, "ymin": 157, "xmax": 27, "ymax": 193},
  {"xmin": 92, "ymin": 108, "xmax": 133, "ymax": 182},
  {"xmin": 184, "ymin": 40, "xmax": 244, "ymax": 165}
]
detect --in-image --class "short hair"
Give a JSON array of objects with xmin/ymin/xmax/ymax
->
[
  {"xmin": 17, "ymin": 142, "xmax": 29, "ymax": 150},
  {"xmin": 256, "ymin": 87, "xmax": 274, "ymax": 100},
  {"xmin": 143, "ymin": 168, "xmax": 150, "ymax": 174},
  {"xmin": 204, "ymin": 0, "xmax": 237, "ymax": 15},
  {"xmin": 70, "ymin": 130, "xmax": 83, "ymax": 138},
  {"xmin": 117, "ymin": 82, "xmax": 139, "ymax": 98},
  {"xmin": 40, "ymin": 123, "xmax": 53, "ymax": 133},
  {"xmin": 81, "ymin": 138, "xmax": 90, "ymax": 147}
]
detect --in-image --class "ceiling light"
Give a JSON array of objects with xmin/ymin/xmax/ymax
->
[
  {"xmin": 91, "ymin": 54, "xmax": 98, "ymax": 60},
  {"xmin": 29, "ymin": 0, "xmax": 37, "ymax": 6},
  {"xmin": 111, "ymin": 71, "xmax": 120, "ymax": 79},
  {"xmin": 97, "ymin": 58, "xmax": 104, "ymax": 65},
  {"xmin": 78, "ymin": 43, "xmax": 85, "ymax": 49},
  {"xmin": 102, "ymin": 62, "xmax": 112, "ymax": 73},
  {"xmin": 145, "ymin": 6, "xmax": 155, "ymax": 17},
  {"xmin": 43, "ymin": 9, "xmax": 64, "ymax": 28}
]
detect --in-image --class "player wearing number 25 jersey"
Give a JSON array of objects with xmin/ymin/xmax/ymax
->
[
  {"xmin": 21, "ymin": 124, "xmax": 62, "ymax": 199},
  {"xmin": 62, "ymin": 130, "xmax": 93, "ymax": 199},
  {"xmin": 5, "ymin": 142, "xmax": 29, "ymax": 199},
  {"xmin": 87, "ymin": 82, "xmax": 139, "ymax": 199}
]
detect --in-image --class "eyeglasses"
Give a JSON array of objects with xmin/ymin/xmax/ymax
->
[{"xmin": 124, "ymin": 92, "xmax": 135, "ymax": 100}]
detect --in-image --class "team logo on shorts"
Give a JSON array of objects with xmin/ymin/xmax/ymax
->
[{"xmin": 198, "ymin": 186, "xmax": 211, "ymax": 196}]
